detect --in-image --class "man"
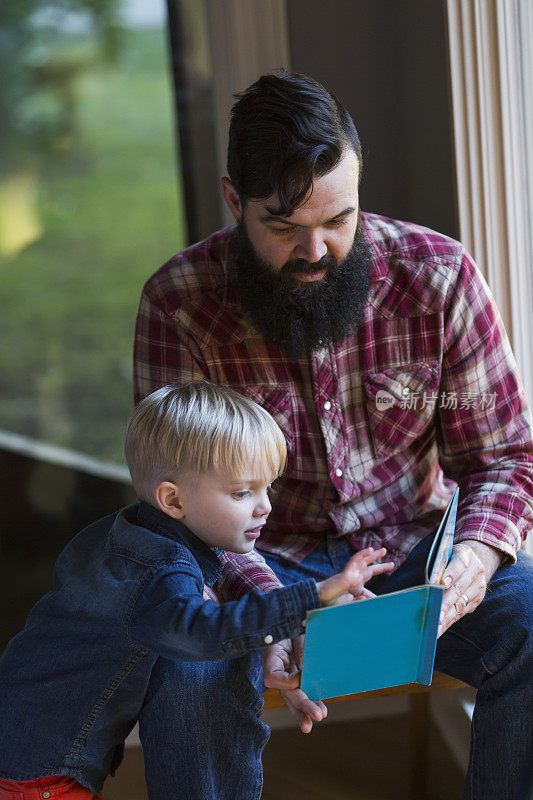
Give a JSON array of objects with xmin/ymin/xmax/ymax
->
[{"xmin": 134, "ymin": 73, "xmax": 533, "ymax": 799}]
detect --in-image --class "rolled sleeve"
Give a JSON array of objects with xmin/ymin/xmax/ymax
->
[{"xmin": 437, "ymin": 251, "xmax": 533, "ymax": 561}]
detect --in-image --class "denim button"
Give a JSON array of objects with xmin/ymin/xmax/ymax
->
[{"xmin": 263, "ymin": 634, "xmax": 273, "ymax": 644}]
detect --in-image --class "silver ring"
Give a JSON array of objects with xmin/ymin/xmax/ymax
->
[{"xmin": 460, "ymin": 592, "xmax": 470, "ymax": 607}]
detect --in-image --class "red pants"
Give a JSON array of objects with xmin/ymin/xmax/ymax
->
[{"xmin": 0, "ymin": 776, "xmax": 102, "ymax": 799}]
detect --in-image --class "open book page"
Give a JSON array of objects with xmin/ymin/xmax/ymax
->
[{"xmin": 425, "ymin": 487, "xmax": 459, "ymax": 585}]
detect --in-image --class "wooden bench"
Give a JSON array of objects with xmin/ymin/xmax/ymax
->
[{"xmin": 263, "ymin": 672, "xmax": 468, "ymax": 799}]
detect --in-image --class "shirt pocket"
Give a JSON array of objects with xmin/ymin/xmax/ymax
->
[
  {"xmin": 228, "ymin": 384, "xmax": 295, "ymax": 466},
  {"xmin": 362, "ymin": 361, "xmax": 440, "ymax": 460}
]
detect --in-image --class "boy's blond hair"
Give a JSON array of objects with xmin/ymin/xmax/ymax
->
[{"xmin": 125, "ymin": 382, "xmax": 287, "ymax": 503}]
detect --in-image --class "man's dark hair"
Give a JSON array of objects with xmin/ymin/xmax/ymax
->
[{"xmin": 227, "ymin": 72, "xmax": 362, "ymax": 215}]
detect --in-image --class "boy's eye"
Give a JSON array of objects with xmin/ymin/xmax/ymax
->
[{"xmin": 232, "ymin": 490, "xmax": 250, "ymax": 499}]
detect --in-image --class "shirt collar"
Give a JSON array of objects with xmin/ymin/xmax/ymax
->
[
  {"xmin": 136, "ymin": 501, "xmax": 222, "ymax": 585},
  {"xmin": 360, "ymin": 211, "xmax": 388, "ymax": 282}
]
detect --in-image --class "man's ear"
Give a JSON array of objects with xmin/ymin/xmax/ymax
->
[
  {"xmin": 154, "ymin": 481, "xmax": 185, "ymax": 520},
  {"xmin": 221, "ymin": 177, "xmax": 243, "ymax": 222}
]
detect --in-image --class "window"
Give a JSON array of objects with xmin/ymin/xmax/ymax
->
[{"xmin": 0, "ymin": 0, "xmax": 185, "ymax": 465}]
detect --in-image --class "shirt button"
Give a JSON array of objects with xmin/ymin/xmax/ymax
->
[
  {"xmin": 263, "ymin": 634, "xmax": 273, "ymax": 644},
  {"xmin": 323, "ymin": 400, "xmax": 332, "ymax": 411},
  {"xmin": 402, "ymin": 386, "xmax": 410, "ymax": 396},
  {"xmin": 335, "ymin": 468, "xmax": 343, "ymax": 477}
]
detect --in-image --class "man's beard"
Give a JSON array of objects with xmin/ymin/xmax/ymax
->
[{"xmin": 233, "ymin": 216, "xmax": 372, "ymax": 356}]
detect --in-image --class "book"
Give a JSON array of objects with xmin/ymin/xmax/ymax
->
[{"xmin": 300, "ymin": 488, "xmax": 459, "ymax": 701}]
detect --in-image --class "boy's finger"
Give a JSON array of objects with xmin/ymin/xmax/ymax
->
[
  {"xmin": 349, "ymin": 547, "xmax": 374, "ymax": 563},
  {"xmin": 357, "ymin": 587, "xmax": 376, "ymax": 599},
  {"xmin": 343, "ymin": 547, "xmax": 381, "ymax": 571},
  {"xmin": 281, "ymin": 689, "xmax": 327, "ymax": 733},
  {"xmin": 369, "ymin": 560, "xmax": 395, "ymax": 576},
  {"xmin": 361, "ymin": 547, "xmax": 388, "ymax": 565}
]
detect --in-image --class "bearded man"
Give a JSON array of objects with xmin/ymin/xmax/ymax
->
[{"xmin": 134, "ymin": 72, "xmax": 533, "ymax": 800}]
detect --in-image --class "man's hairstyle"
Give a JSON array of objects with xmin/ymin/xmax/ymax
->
[
  {"xmin": 227, "ymin": 71, "xmax": 362, "ymax": 215},
  {"xmin": 125, "ymin": 382, "xmax": 287, "ymax": 503}
]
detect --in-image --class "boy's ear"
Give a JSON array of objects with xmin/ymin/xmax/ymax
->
[
  {"xmin": 154, "ymin": 482, "xmax": 185, "ymax": 520},
  {"xmin": 220, "ymin": 177, "xmax": 242, "ymax": 222}
]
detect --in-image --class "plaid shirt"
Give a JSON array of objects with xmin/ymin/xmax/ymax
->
[{"xmin": 134, "ymin": 212, "xmax": 533, "ymax": 598}]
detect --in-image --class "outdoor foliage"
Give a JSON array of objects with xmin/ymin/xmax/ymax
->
[{"xmin": 0, "ymin": 4, "xmax": 185, "ymax": 463}]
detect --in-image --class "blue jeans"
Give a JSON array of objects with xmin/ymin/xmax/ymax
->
[
  {"xmin": 139, "ymin": 536, "xmax": 533, "ymax": 800},
  {"xmin": 265, "ymin": 536, "xmax": 533, "ymax": 800},
  {"xmin": 138, "ymin": 652, "xmax": 270, "ymax": 800}
]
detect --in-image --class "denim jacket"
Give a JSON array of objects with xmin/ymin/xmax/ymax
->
[{"xmin": 0, "ymin": 502, "xmax": 320, "ymax": 792}]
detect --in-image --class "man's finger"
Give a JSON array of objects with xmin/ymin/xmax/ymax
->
[
  {"xmin": 440, "ymin": 580, "xmax": 474, "ymax": 631},
  {"xmin": 441, "ymin": 544, "xmax": 472, "ymax": 588},
  {"xmin": 438, "ymin": 565, "xmax": 487, "ymax": 636}
]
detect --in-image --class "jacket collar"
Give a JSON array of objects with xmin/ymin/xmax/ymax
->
[{"xmin": 136, "ymin": 501, "xmax": 222, "ymax": 585}]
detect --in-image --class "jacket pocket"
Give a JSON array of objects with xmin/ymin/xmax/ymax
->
[{"xmin": 362, "ymin": 361, "xmax": 439, "ymax": 459}]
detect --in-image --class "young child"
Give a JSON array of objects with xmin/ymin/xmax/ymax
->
[{"xmin": 0, "ymin": 382, "xmax": 394, "ymax": 799}]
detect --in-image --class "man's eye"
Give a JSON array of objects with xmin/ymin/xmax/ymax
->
[
  {"xmin": 271, "ymin": 227, "xmax": 295, "ymax": 236},
  {"xmin": 328, "ymin": 218, "xmax": 348, "ymax": 227}
]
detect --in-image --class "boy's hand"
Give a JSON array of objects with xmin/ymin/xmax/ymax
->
[
  {"xmin": 202, "ymin": 585, "xmax": 221, "ymax": 604},
  {"xmin": 317, "ymin": 547, "xmax": 394, "ymax": 606},
  {"xmin": 329, "ymin": 586, "xmax": 377, "ymax": 606},
  {"xmin": 263, "ymin": 552, "xmax": 394, "ymax": 732},
  {"xmin": 262, "ymin": 637, "xmax": 301, "ymax": 690},
  {"xmin": 280, "ymin": 686, "xmax": 328, "ymax": 733},
  {"xmin": 262, "ymin": 636, "xmax": 327, "ymax": 733}
]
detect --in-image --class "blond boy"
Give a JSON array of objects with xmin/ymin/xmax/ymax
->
[{"xmin": 0, "ymin": 382, "xmax": 392, "ymax": 798}]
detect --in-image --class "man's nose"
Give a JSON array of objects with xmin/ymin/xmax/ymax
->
[{"xmin": 294, "ymin": 230, "xmax": 327, "ymax": 263}]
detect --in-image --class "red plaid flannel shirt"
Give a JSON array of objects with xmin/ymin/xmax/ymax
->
[{"xmin": 134, "ymin": 212, "xmax": 533, "ymax": 598}]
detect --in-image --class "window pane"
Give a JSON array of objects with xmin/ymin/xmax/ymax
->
[
  {"xmin": 0, "ymin": 0, "xmax": 185, "ymax": 464},
  {"xmin": 518, "ymin": 0, "xmax": 533, "ymax": 274}
]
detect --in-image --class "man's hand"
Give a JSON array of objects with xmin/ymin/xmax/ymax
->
[{"xmin": 438, "ymin": 540, "xmax": 504, "ymax": 636}]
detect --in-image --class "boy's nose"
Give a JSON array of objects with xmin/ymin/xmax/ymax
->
[{"xmin": 254, "ymin": 492, "xmax": 272, "ymax": 517}]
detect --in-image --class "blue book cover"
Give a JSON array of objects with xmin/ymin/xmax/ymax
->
[{"xmin": 300, "ymin": 488, "xmax": 459, "ymax": 701}]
